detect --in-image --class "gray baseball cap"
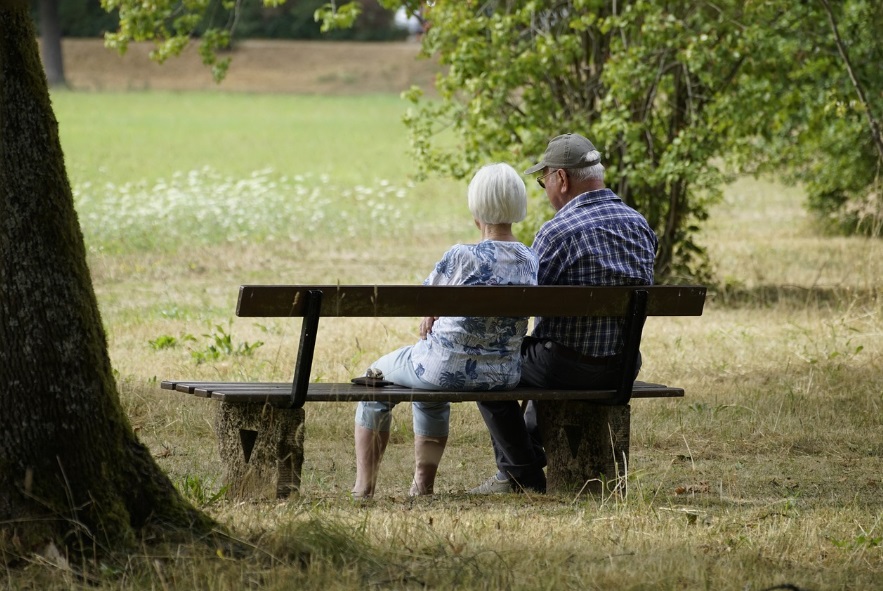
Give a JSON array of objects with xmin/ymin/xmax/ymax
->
[{"xmin": 524, "ymin": 133, "xmax": 602, "ymax": 174}]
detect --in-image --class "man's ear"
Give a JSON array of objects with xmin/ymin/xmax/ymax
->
[{"xmin": 556, "ymin": 169, "xmax": 569, "ymax": 194}]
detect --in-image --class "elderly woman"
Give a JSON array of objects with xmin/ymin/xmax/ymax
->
[{"xmin": 352, "ymin": 163, "xmax": 539, "ymax": 499}]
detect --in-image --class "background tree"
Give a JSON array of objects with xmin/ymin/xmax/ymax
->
[
  {"xmin": 393, "ymin": 0, "xmax": 883, "ymax": 276},
  {"xmin": 102, "ymin": 0, "xmax": 883, "ymax": 279},
  {"xmin": 0, "ymin": 0, "xmax": 215, "ymax": 558},
  {"xmin": 385, "ymin": 0, "xmax": 769, "ymax": 280},
  {"xmin": 731, "ymin": 0, "xmax": 883, "ymax": 235},
  {"xmin": 37, "ymin": 0, "xmax": 66, "ymax": 86}
]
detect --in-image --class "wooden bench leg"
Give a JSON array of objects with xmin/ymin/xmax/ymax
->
[
  {"xmin": 537, "ymin": 401, "xmax": 630, "ymax": 495},
  {"xmin": 214, "ymin": 402, "xmax": 305, "ymax": 500}
]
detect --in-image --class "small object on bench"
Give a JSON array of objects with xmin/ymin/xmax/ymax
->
[
  {"xmin": 351, "ymin": 376, "xmax": 394, "ymax": 387},
  {"xmin": 351, "ymin": 367, "xmax": 392, "ymax": 387},
  {"xmin": 162, "ymin": 284, "xmax": 706, "ymax": 499}
]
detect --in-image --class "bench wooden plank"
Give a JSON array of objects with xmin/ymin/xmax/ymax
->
[
  {"xmin": 162, "ymin": 380, "xmax": 683, "ymax": 405},
  {"xmin": 236, "ymin": 284, "xmax": 707, "ymax": 318},
  {"xmin": 162, "ymin": 380, "xmax": 288, "ymax": 396}
]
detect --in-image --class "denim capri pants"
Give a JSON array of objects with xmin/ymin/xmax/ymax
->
[{"xmin": 354, "ymin": 345, "xmax": 450, "ymax": 438}]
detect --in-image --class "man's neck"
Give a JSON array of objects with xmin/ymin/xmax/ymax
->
[
  {"xmin": 572, "ymin": 179, "xmax": 606, "ymax": 195},
  {"xmin": 559, "ymin": 179, "xmax": 606, "ymax": 208}
]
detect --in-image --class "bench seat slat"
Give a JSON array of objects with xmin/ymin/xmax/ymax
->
[
  {"xmin": 164, "ymin": 381, "xmax": 290, "ymax": 396},
  {"xmin": 162, "ymin": 380, "xmax": 682, "ymax": 406}
]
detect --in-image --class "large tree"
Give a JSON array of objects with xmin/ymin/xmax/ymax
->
[
  {"xmin": 394, "ymin": 1, "xmax": 750, "ymax": 280},
  {"xmin": 0, "ymin": 0, "xmax": 214, "ymax": 558}
]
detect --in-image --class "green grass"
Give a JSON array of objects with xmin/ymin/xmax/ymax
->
[
  {"xmin": 53, "ymin": 92, "xmax": 420, "ymax": 183},
  {"xmin": 11, "ymin": 90, "xmax": 882, "ymax": 589},
  {"xmin": 51, "ymin": 91, "xmax": 469, "ymax": 254}
]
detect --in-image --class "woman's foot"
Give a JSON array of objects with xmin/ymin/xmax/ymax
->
[
  {"xmin": 409, "ymin": 481, "xmax": 433, "ymax": 498},
  {"xmin": 352, "ymin": 425, "xmax": 389, "ymax": 499},
  {"xmin": 411, "ymin": 435, "xmax": 447, "ymax": 498}
]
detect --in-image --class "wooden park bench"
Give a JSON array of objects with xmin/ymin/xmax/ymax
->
[{"xmin": 162, "ymin": 284, "xmax": 706, "ymax": 499}]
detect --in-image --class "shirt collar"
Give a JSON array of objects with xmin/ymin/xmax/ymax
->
[{"xmin": 556, "ymin": 188, "xmax": 620, "ymax": 215}]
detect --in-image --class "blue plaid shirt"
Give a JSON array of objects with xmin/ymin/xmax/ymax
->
[{"xmin": 531, "ymin": 188, "xmax": 658, "ymax": 357}]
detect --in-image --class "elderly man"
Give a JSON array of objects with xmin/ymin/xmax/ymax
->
[{"xmin": 470, "ymin": 133, "xmax": 658, "ymax": 494}]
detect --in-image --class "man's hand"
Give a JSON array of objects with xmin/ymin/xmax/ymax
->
[{"xmin": 419, "ymin": 316, "xmax": 438, "ymax": 339}]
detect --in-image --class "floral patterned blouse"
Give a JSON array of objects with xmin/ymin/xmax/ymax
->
[{"xmin": 410, "ymin": 240, "xmax": 539, "ymax": 390}]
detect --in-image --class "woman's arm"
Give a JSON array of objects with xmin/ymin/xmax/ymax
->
[
  {"xmin": 419, "ymin": 316, "xmax": 438, "ymax": 339},
  {"xmin": 419, "ymin": 245, "xmax": 468, "ymax": 337}
]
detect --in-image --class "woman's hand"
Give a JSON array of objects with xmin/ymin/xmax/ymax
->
[{"xmin": 419, "ymin": 316, "xmax": 438, "ymax": 339}]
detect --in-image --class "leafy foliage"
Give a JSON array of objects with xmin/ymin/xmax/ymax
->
[
  {"xmin": 372, "ymin": 1, "xmax": 883, "ymax": 273},
  {"xmin": 394, "ymin": 1, "xmax": 746, "ymax": 280},
  {"xmin": 147, "ymin": 334, "xmax": 182, "ymax": 350},
  {"xmin": 190, "ymin": 323, "xmax": 263, "ymax": 365},
  {"xmin": 102, "ymin": 0, "xmax": 883, "ymax": 279},
  {"xmin": 54, "ymin": 0, "xmax": 403, "ymax": 40},
  {"xmin": 100, "ymin": 0, "xmax": 404, "ymax": 81},
  {"xmin": 177, "ymin": 474, "xmax": 228, "ymax": 507},
  {"xmin": 730, "ymin": 0, "xmax": 883, "ymax": 236}
]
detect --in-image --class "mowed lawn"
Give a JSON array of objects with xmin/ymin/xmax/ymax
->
[{"xmin": 28, "ymin": 89, "xmax": 883, "ymax": 590}]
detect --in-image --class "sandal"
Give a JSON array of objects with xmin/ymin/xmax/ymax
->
[{"xmin": 351, "ymin": 368, "xmax": 393, "ymax": 387}]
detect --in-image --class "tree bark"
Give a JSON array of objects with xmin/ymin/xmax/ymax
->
[
  {"xmin": 38, "ymin": 0, "xmax": 66, "ymax": 88},
  {"xmin": 0, "ymin": 0, "xmax": 213, "ymax": 557}
]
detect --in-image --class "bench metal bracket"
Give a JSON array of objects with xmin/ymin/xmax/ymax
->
[
  {"xmin": 613, "ymin": 289, "xmax": 649, "ymax": 405},
  {"xmin": 290, "ymin": 289, "xmax": 322, "ymax": 408}
]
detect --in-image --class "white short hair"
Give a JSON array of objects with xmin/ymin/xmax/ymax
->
[
  {"xmin": 566, "ymin": 150, "xmax": 605, "ymax": 182},
  {"xmin": 467, "ymin": 163, "xmax": 528, "ymax": 224}
]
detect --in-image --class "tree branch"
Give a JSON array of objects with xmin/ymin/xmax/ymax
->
[{"xmin": 819, "ymin": 0, "xmax": 883, "ymax": 163}]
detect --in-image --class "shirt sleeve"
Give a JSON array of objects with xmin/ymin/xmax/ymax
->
[
  {"xmin": 423, "ymin": 245, "xmax": 470, "ymax": 286},
  {"xmin": 532, "ymin": 226, "xmax": 567, "ymax": 286}
]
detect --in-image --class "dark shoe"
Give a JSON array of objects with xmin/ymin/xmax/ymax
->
[{"xmin": 521, "ymin": 472, "xmax": 547, "ymax": 494}]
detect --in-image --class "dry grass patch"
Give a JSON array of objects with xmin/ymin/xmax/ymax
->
[
  {"xmin": 15, "ymin": 138, "xmax": 883, "ymax": 590},
  {"xmin": 75, "ymin": 174, "xmax": 882, "ymax": 590}
]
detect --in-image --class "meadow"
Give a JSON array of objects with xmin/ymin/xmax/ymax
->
[{"xmin": 12, "ymin": 88, "xmax": 882, "ymax": 589}]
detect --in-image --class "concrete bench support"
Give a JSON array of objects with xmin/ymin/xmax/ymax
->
[
  {"xmin": 214, "ymin": 402, "xmax": 305, "ymax": 500},
  {"xmin": 538, "ymin": 401, "xmax": 630, "ymax": 494}
]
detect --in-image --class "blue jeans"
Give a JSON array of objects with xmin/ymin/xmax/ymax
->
[{"xmin": 354, "ymin": 346, "xmax": 450, "ymax": 437}]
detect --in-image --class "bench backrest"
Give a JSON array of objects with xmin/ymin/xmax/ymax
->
[
  {"xmin": 235, "ymin": 284, "xmax": 707, "ymax": 408},
  {"xmin": 236, "ymin": 285, "xmax": 707, "ymax": 318}
]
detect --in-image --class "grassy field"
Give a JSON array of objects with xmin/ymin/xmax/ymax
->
[{"xmin": 14, "ymin": 88, "xmax": 883, "ymax": 589}]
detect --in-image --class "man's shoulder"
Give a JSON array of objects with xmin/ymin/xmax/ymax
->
[
  {"xmin": 540, "ymin": 198, "xmax": 643, "ymax": 232},
  {"xmin": 576, "ymin": 195, "xmax": 654, "ymax": 232}
]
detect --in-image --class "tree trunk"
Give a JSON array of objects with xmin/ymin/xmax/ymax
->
[
  {"xmin": 0, "ymin": 0, "xmax": 212, "ymax": 557},
  {"xmin": 38, "ymin": 0, "xmax": 66, "ymax": 88}
]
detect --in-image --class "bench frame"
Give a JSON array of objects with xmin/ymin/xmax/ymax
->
[
  {"xmin": 163, "ymin": 284, "xmax": 706, "ymax": 498},
  {"xmin": 288, "ymin": 288, "xmax": 647, "ymax": 409}
]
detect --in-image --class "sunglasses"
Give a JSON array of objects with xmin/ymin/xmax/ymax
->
[{"xmin": 536, "ymin": 169, "xmax": 560, "ymax": 189}]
